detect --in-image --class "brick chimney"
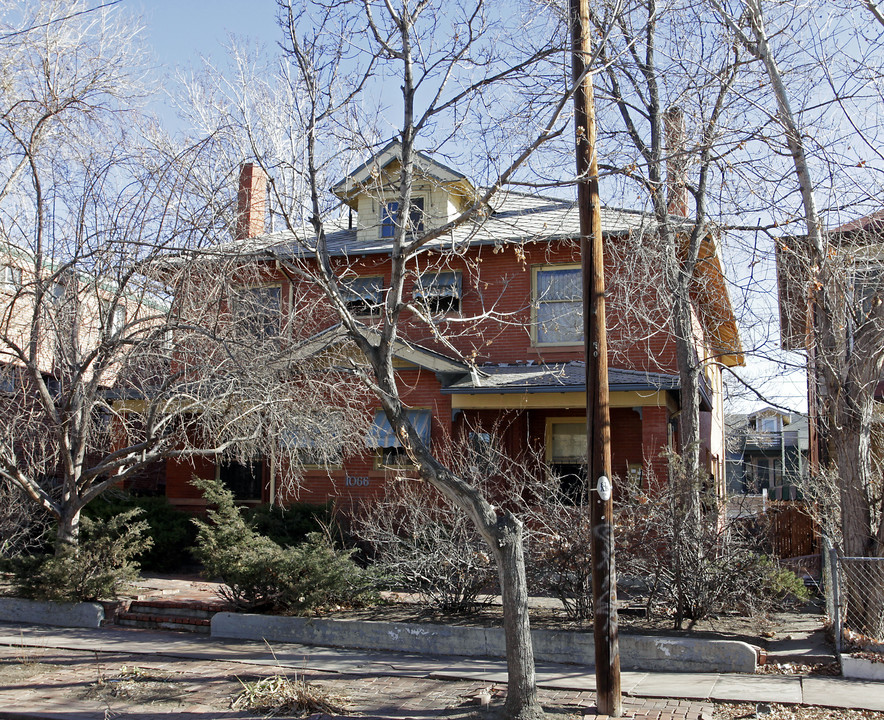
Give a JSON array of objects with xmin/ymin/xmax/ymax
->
[
  {"xmin": 665, "ymin": 106, "xmax": 689, "ymax": 217},
  {"xmin": 236, "ymin": 162, "xmax": 268, "ymax": 240}
]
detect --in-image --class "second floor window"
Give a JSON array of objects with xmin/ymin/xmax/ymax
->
[
  {"xmin": 534, "ymin": 265, "xmax": 583, "ymax": 345},
  {"xmin": 233, "ymin": 285, "xmax": 282, "ymax": 341},
  {"xmin": 381, "ymin": 197, "xmax": 424, "ymax": 239},
  {"xmin": 414, "ymin": 271, "xmax": 461, "ymax": 314},
  {"xmin": 342, "ymin": 276, "xmax": 384, "ymax": 316}
]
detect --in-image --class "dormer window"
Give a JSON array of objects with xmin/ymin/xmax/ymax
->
[
  {"xmin": 381, "ymin": 197, "xmax": 424, "ymax": 239},
  {"xmin": 758, "ymin": 415, "xmax": 780, "ymax": 433}
]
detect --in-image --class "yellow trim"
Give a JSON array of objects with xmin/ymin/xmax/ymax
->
[
  {"xmin": 530, "ymin": 263, "xmax": 584, "ymax": 347},
  {"xmin": 449, "ymin": 389, "xmax": 676, "ymax": 411}
]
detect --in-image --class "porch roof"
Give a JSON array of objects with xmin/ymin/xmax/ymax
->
[{"xmin": 440, "ymin": 363, "xmax": 680, "ymax": 394}]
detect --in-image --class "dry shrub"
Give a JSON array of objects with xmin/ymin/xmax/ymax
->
[
  {"xmin": 231, "ymin": 674, "xmax": 346, "ymax": 716},
  {"xmin": 355, "ymin": 477, "xmax": 496, "ymax": 613}
]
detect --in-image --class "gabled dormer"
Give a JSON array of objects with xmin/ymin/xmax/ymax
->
[{"xmin": 331, "ymin": 140, "xmax": 481, "ymax": 245}]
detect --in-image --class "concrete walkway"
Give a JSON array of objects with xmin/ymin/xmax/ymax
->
[{"xmin": 0, "ymin": 622, "xmax": 880, "ymax": 716}]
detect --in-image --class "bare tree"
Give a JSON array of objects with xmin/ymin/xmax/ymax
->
[
  {"xmin": 707, "ymin": 0, "xmax": 884, "ymax": 634},
  {"xmin": 574, "ymin": 0, "xmax": 750, "ymax": 627},
  {"xmin": 0, "ymin": 1, "xmax": 368, "ymax": 553},
  {"xmin": 587, "ymin": 0, "xmax": 747, "ymax": 490},
  {"xmin": 176, "ymin": 0, "xmax": 617, "ymax": 715},
  {"xmin": 712, "ymin": 0, "xmax": 884, "ymax": 558}
]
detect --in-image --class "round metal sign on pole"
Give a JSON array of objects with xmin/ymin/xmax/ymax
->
[{"xmin": 597, "ymin": 475, "xmax": 612, "ymax": 502}]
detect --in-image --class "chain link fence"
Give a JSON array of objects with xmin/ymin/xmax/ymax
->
[{"xmin": 821, "ymin": 536, "xmax": 884, "ymax": 655}]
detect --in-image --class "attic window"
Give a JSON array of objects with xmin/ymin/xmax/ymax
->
[
  {"xmin": 381, "ymin": 198, "xmax": 424, "ymax": 239},
  {"xmin": 414, "ymin": 271, "xmax": 462, "ymax": 314}
]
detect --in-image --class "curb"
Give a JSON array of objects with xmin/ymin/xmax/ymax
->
[
  {"xmin": 212, "ymin": 612, "xmax": 759, "ymax": 673},
  {"xmin": 0, "ymin": 597, "xmax": 103, "ymax": 629}
]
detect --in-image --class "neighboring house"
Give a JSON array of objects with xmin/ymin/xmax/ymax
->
[
  {"xmin": 0, "ymin": 247, "xmax": 168, "ymax": 495},
  {"xmin": 777, "ymin": 210, "xmax": 884, "ymax": 476},
  {"xmin": 725, "ymin": 407, "xmax": 809, "ymax": 499},
  {"xmin": 165, "ymin": 143, "xmax": 744, "ymax": 511}
]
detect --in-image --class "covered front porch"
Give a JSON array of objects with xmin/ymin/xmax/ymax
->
[{"xmin": 444, "ymin": 363, "xmax": 681, "ymax": 494}]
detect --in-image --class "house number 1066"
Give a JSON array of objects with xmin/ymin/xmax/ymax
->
[{"xmin": 345, "ymin": 476, "xmax": 370, "ymax": 487}]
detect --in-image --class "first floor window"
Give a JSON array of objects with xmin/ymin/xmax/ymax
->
[
  {"xmin": 534, "ymin": 265, "xmax": 583, "ymax": 345},
  {"xmin": 548, "ymin": 419, "xmax": 587, "ymax": 504},
  {"xmin": 218, "ymin": 458, "xmax": 263, "ymax": 502},
  {"xmin": 367, "ymin": 408, "xmax": 431, "ymax": 468}
]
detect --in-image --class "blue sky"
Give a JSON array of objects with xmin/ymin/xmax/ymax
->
[{"xmin": 134, "ymin": 0, "xmax": 279, "ymax": 72}]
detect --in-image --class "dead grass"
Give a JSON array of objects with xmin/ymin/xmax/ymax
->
[
  {"xmin": 231, "ymin": 673, "xmax": 348, "ymax": 717},
  {"xmin": 715, "ymin": 703, "xmax": 884, "ymax": 719}
]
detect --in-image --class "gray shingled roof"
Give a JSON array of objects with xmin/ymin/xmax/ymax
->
[
  {"xmin": 441, "ymin": 362, "xmax": 679, "ymax": 394},
  {"xmin": 233, "ymin": 189, "xmax": 658, "ymax": 260}
]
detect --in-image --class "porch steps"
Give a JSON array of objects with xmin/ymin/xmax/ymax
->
[{"xmin": 116, "ymin": 598, "xmax": 228, "ymax": 634}]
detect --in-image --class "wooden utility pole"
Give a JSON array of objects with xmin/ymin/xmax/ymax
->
[{"xmin": 570, "ymin": 0, "xmax": 622, "ymax": 715}]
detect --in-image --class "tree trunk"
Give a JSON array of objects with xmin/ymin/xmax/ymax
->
[
  {"xmin": 56, "ymin": 504, "xmax": 81, "ymax": 555},
  {"xmin": 493, "ymin": 512, "xmax": 544, "ymax": 720},
  {"xmin": 834, "ymin": 410, "xmax": 875, "ymax": 558}
]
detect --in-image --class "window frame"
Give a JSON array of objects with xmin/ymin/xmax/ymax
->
[
  {"xmin": 544, "ymin": 417, "xmax": 587, "ymax": 464},
  {"xmin": 231, "ymin": 283, "xmax": 284, "ymax": 342},
  {"xmin": 0, "ymin": 264, "xmax": 22, "ymax": 291},
  {"xmin": 369, "ymin": 407, "xmax": 431, "ymax": 469},
  {"xmin": 531, "ymin": 263, "xmax": 584, "ymax": 347},
  {"xmin": 380, "ymin": 197, "xmax": 425, "ymax": 239},
  {"xmin": 341, "ymin": 275, "xmax": 385, "ymax": 317},
  {"xmin": 413, "ymin": 270, "xmax": 462, "ymax": 315},
  {"xmin": 216, "ymin": 457, "xmax": 264, "ymax": 503},
  {"xmin": 545, "ymin": 416, "xmax": 588, "ymax": 506}
]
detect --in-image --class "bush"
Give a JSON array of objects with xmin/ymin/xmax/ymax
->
[
  {"xmin": 14, "ymin": 509, "xmax": 152, "ymax": 602},
  {"xmin": 526, "ymin": 504, "xmax": 594, "ymax": 620},
  {"xmin": 244, "ymin": 501, "xmax": 335, "ymax": 548},
  {"xmin": 355, "ymin": 478, "xmax": 496, "ymax": 613},
  {"xmin": 191, "ymin": 476, "xmax": 371, "ymax": 612},
  {"xmin": 615, "ymin": 461, "xmax": 812, "ymax": 627},
  {"xmin": 84, "ymin": 494, "xmax": 197, "ymax": 572}
]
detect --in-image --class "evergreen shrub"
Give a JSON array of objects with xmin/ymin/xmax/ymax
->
[
  {"xmin": 14, "ymin": 509, "xmax": 152, "ymax": 602},
  {"xmin": 191, "ymin": 476, "xmax": 371, "ymax": 612}
]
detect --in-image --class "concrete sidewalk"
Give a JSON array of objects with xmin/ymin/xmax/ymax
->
[{"xmin": 0, "ymin": 622, "xmax": 880, "ymax": 716}]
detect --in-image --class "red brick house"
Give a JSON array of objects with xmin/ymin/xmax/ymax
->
[{"xmin": 165, "ymin": 142, "xmax": 743, "ymax": 512}]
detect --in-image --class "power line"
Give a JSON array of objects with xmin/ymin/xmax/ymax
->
[{"xmin": 0, "ymin": 1, "xmax": 123, "ymax": 42}]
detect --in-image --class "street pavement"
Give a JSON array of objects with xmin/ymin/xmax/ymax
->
[{"xmin": 0, "ymin": 622, "xmax": 880, "ymax": 719}]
